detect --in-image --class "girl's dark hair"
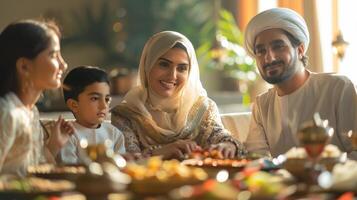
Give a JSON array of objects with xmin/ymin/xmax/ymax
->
[
  {"xmin": 0, "ymin": 19, "xmax": 61, "ymax": 97},
  {"xmin": 63, "ymin": 66, "xmax": 110, "ymax": 102}
]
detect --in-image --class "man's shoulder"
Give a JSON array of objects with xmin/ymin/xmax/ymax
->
[
  {"xmin": 251, "ymin": 88, "xmax": 276, "ymax": 113},
  {"xmin": 311, "ymin": 73, "xmax": 353, "ymax": 85},
  {"xmin": 255, "ymin": 87, "xmax": 276, "ymax": 102}
]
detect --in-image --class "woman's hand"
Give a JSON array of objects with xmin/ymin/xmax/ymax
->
[
  {"xmin": 152, "ymin": 139, "xmax": 201, "ymax": 160},
  {"xmin": 46, "ymin": 115, "xmax": 74, "ymax": 157},
  {"xmin": 122, "ymin": 152, "xmax": 147, "ymax": 161},
  {"xmin": 208, "ymin": 142, "xmax": 237, "ymax": 159}
]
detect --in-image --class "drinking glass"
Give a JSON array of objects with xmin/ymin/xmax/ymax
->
[{"xmin": 297, "ymin": 113, "xmax": 333, "ymax": 183}]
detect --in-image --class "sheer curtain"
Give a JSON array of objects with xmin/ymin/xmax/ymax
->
[
  {"xmin": 309, "ymin": 0, "xmax": 357, "ymax": 84},
  {"xmin": 339, "ymin": 0, "xmax": 357, "ymax": 84}
]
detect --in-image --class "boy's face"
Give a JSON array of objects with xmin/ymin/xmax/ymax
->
[{"xmin": 69, "ymin": 82, "xmax": 111, "ymax": 128}]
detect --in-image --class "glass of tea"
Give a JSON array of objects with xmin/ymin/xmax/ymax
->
[
  {"xmin": 297, "ymin": 113, "xmax": 334, "ymax": 182},
  {"xmin": 298, "ymin": 113, "xmax": 333, "ymax": 160}
]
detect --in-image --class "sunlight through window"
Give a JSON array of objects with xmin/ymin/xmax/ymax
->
[
  {"xmin": 317, "ymin": 0, "xmax": 333, "ymax": 72},
  {"xmin": 339, "ymin": 0, "xmax": 357, "ymax": 84},
  {"xmin": 258, "ymin": 0, "xmax": 277, "ymax": 12}
]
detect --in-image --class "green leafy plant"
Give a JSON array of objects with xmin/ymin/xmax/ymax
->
[
  {"xmin": 196, "ymin": 9, "xmax": 257, "ymax": 104},
  {"xmin": 197, "ymin": 9, "xmax": 256, "ymax": 80}
]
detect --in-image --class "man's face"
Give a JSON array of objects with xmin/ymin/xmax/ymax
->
[{"xmin": 253, "ymin": 29, "xmax": 303, "ymax": 84}]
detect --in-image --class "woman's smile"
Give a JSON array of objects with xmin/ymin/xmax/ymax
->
[
  {"xmin": 160, "ymin": 80, "xmax": 176, "ymax": 89},
  {"xmin": 149, "ymin": 47, "xmax": 189, "ymax": 98}
]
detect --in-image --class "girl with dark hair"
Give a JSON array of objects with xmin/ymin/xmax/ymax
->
[{"xmin": 0, "ymin": 19, "xmax": 74, "ymax": 176}]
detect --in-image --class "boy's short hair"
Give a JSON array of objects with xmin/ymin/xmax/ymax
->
[{"xmin": 63, "ymin": 66, "xmax": 110, "ymax": 102}]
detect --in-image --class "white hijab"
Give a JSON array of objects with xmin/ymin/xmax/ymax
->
[
  {"xmin": 121, "ymin": 31, "xmax": 207, "ymax": 135},
  {"xmin": 244, "ymin": 7, "xmax": 310, "ymax": 57}
]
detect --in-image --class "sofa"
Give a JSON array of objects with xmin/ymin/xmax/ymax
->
[{"xmin": 220, "ymin": 112, "xmax": 251, "ymax": 143}]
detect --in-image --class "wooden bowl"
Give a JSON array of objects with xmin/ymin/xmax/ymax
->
[{"xmin": 283, "ymin": 157, "xmax": 339, "ymax": 181}]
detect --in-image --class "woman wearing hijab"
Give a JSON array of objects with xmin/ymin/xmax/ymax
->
[{"xmin": 111, "ymin": 31, "xmax": 246, "ymax": 160}]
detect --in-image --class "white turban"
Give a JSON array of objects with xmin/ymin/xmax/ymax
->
[{"xmin": 244, "ymin": 7, "xmax": 309, "ymax": 57}]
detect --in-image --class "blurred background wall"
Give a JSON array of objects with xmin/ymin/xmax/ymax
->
[{"xmin": 1, "ymin": 0, "xmax": 355, "ymax": 113}]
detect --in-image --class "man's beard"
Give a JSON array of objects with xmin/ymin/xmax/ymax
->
[{"xmin": 260, "ymin": 51, "xmax": 299, "ymax": 84}]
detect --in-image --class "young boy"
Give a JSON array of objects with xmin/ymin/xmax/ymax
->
[{"xmin": 60, "ymin": 66, "xmax": 125, "ymax": 164}]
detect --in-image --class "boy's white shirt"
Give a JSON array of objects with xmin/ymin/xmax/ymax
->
[{"xmin": 59, "ymin": 121, "xmax": 125, "ymax": 164}]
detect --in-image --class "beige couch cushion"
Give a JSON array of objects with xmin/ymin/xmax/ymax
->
[{"xmin": 220, "ymin": 112, "xmax": 251, "ymax": 142}]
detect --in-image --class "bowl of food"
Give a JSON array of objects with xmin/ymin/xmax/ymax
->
[
  {"xmin": 282, "ymin": 145, "xmax": 341, "ymax": 181},
  {"xmin": 28, "ymin": 164, "xmax": 86, "ymax": 181},
  {"xmin": 0, "ymin": 176, "xmax": 75, "ymax": 199},
  {"xmin": 182, "ymin": 150, "xmax": 249, "ymax": 178},
  {"xmin": 75, "ymin": 162, "xmax": 131, "ymax": 198},
  {"xmin": 123, "ymin": 157, "xmax": 207, "ymax": 196}
]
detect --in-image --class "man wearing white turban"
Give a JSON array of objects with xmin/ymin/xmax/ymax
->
[{"xmin": 244, "ymin": 8, "xmax": 357, "ymax": 159}]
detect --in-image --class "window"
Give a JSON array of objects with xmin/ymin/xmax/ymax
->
[
  {"xmin": 339, "ymin": 0, "xmax": 357, "ymax": 84},
  {"xmin": 258, "ymin": 0, "xmax": 277, "ymax": 12},
  {"xmin": 316, "ymin": 0, "xmax": 333, "ymax": 72}
]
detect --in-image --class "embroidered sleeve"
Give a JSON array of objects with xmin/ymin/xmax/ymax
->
[
  {"xmin": 199, "ymin": 99, "xmax": 247, "ymax": 157},
  {"xmin": 112, "ymin": 126, "xmax": 126, "ymax": 154},
  {"xmin": 111, "ymin": 112, "xmax": 142, "ymax": 153}
]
